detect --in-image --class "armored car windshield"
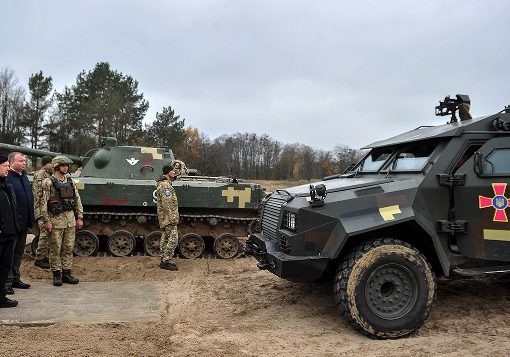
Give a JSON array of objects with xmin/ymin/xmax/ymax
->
[
  {"xmin": 385, "ymin": 141, "xmax": 436, "ymax": 172},
  {"xmin": 358, "ymin": 140, "xmax": 437, "ymax": 173},
  {"xmin": 358, "ymin": 147, "xmax": 393, "ymax": 172}
]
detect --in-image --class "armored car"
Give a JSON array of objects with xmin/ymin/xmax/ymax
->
[{"xmin": 246, "ymin": 96, "xmax": 510, "ymax": 338}]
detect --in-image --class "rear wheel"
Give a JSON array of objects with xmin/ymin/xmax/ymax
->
[{"xmin": 334, "ymin": 238, "xmax": 436, "ymax": 339}]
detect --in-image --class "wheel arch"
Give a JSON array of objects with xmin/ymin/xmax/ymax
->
[{"xmin": 329, "ymin": 220, "xmax": 446, "ymax": 278}]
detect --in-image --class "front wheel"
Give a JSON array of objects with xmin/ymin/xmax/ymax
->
[{"xmin": 334, "ymin": 238, "xmax": 436, "ymax": 339}]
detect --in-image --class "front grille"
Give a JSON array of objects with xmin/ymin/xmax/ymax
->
[{"xmin": 261, "ymin": 194, "xmax": 288, "ymax": 240}]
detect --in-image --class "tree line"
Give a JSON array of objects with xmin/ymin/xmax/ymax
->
[{"xmin": 0, "ymin": 63, "xmax": 363, "ymax": 180}]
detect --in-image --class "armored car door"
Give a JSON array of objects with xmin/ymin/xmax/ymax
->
[{"xmin": 453, "ymin": 137, "xmax": 510, "ymax": 261}]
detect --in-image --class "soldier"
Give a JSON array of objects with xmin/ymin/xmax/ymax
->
[
  {"xmin": 458, "ymin": 102, "xmax": 472, "ymax": 121},
  {"xmin": 156, "ymin": 160, "xmax": 187, "ymax": 271},
  {"xmin": 171, "ymin": 160, "xmax": 188, "ymax": 176},
  {"xmin": 33, "ymin": 156, "xmax": 53, "ymax": 269},
  {"xmin": 40, "ymin": 155, "xmax": 84, "ymax": 286}
]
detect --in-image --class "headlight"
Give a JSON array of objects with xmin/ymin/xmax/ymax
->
[{"xmin": 282, "ymin": 211, "xmax": 297, "ymax": 231}]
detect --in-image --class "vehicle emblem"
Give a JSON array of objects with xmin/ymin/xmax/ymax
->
[
  {"xmin": 479, "ymin": 183, "xmax": 509, "ymax": 222},
  {"xmin": 126, "ymin": 158, "xmax": 139, "ymax": 166}
]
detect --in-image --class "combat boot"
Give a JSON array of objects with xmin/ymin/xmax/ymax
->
[
  {"xmin": 62, "ymin": 270, "xmax": 79, "ymax": 284},
  {"xmin": 160, "ymin": 261, "xmax": 178, "ymax": 271},
  {"xmin": 34, "ymin": 258, "xmax": 50, "ymax": 269},
  {"xmin": 0, "ymin": 296, "xmax": 18, "ymax": 308},
  {"xmin": 53, "ymin": 270, "xmax": 62, "ymax": 286}
]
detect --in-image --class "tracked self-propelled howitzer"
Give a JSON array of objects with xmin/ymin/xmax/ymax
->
[{"xmin": 0, "ymin": 138, "xmax": 265, "ymax": 258}]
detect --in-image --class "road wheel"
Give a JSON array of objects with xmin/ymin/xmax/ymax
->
[
  {"xmin": 334, "ymin": 238, "xmax": 436, "ymax": 339},
  {"xmin": 31, "ymin": 235, "xmax": 40, "ymax": 256},
  {"xmin": 107, "ymin": 230, "xmax": 136, "ymax": 257},
  {"xmin": 143, "ymin": 231, "xmax": 162, "ymax": 257},
  {"xmin": 178, "ymin": 233, "xmax": 205, "ymax": 259},
  {"xmin": 73, "ymin": 230, "xmax": 99, "ymax": 256},
  {"xmin": 213, "ymin": 233, "xmax": 240, "ymax": 259}
]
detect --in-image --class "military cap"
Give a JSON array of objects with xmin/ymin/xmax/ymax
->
[
  {"xmin": 52, "ymin": 155, "xmax": 73, "ymax": 167},
  {"xmin": 162, "ymin": 163, "xmax": 174, "ymax": 175},
  {"xmin": 41, "ymin": 156, "xmax": 53, "ymax": 165}
]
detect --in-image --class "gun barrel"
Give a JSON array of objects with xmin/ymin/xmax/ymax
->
[{"xmin": 0, "ymin": 143, "xmax": 82, "ymax": 165}]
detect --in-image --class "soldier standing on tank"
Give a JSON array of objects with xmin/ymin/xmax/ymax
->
[
  {"xmin": 156, "ymin": 162, "xmax": 183, "ymax": 271},
  {"xmin": 40, "ymin": 155, "xmax": 84, "ymax": 286},
  {"xmin": 33, "ymin": 156, "xmax": 53, "ymax": 269}
]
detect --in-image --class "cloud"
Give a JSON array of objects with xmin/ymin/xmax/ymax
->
[{"xmin": 1, "ymin": 0, "xmax": 510, "ymax": 150}]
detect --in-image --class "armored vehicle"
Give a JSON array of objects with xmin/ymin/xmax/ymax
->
[
  {"xmin": 0, "ymin": 138, "xmax": 265, "ymax": 258},
  {"xmin": 245, "ymin": 96, "xmax": 510, "ymax": 338}
]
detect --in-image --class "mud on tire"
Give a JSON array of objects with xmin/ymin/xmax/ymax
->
[{"xmin": 334, "ymin": 238, "xmax": 436, "ymax": 339}]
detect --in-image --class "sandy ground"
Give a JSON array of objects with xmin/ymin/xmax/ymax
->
[{"xmin": 0, "ymin": 256, "xmax": 509, "ymax": 357}]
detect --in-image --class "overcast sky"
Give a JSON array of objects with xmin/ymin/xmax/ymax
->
[{"xmin": 1, "ymin": 0, "xmax": 509, "ymax": 151}]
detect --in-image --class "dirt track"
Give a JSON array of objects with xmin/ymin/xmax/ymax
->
[{"xmin": 1, "ymin": 256, "xmax": 510, "ymax": 356}]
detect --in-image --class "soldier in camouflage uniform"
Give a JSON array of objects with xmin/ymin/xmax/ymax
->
[
  {"xmin": 40, "ymin": 155, "xmax": 84, "ymax": 286},
  {"xmin": 156, "ymin": 160, "xmax": 187, "ymax": 271},
  {"xmin": 33, "ymin": 156, "xmax": 53, "ymax": 269}
]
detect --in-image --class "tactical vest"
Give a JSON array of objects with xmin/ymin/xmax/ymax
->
[{"xmin": 47, "ymin": 176, "xmax": 76, "ymax": 215}]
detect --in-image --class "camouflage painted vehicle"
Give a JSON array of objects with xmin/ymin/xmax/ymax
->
[
  {"xmin": 245, "ymin": 96, "xmax": 510, "ymax": 338},
  {"xmin": 0, "ymin": 138, "xmax": 265, "ymax": 258}
]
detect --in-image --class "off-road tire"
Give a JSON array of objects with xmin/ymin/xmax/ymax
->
[{"xmin": 334, "ymin": 238, "xmax": 436, "ymax": 339}]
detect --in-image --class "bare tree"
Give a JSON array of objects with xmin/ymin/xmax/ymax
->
[
  {"xmin": 0, "ymin": 68, "xmax": 26, "ymax": 144},
  {"xmin": 334, "ymin": 145, "xmax": 363, "ymax": 173}
]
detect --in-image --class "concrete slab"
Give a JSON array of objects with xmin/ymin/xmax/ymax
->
[{"xmin": 0, "ymin": 282, "xmax": 160, "ymax": 325}]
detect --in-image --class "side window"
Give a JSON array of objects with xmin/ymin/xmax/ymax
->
[
  {"xmin": 452, "ymin": 144, "xmax": 483, "ymax": 173},
  {"xmin": 484, "ymin": 149, "xmax": 510, "ymax": 174}
]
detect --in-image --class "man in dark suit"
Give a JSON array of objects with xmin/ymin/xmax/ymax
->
[
  {"xmin": 0, "ymin": 154, "xmax": 19, "ymax": 307},
  {"xmin": 5, "ymin": 152, "xmax": 34, "ymax": 294}
]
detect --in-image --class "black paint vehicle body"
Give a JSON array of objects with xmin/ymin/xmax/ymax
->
[{"xmin": 246, "ymin": 102, "xmax": 510, "ymax": 338}]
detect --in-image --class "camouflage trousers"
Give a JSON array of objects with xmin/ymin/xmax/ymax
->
[
  {"xmin": 160, "ymin": 225, "xmax": 178, "ymax": 263},
  {"xmin": 35, "ymin": 220, "xmax": 50, "ymax": 260},
  {"xmin": 49, "ymin": 227, "xmax": 76, "ymax": 271}
]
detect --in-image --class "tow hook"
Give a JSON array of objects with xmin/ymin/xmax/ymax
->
[
  {"xmin": 243, "ymin": 241, "xmax": 259, "ymax": 256},
  {"xmin": 256, "ymin": 261, "xmax": 271, "ymax": 270},
  {"xmin": 244, "ymin": 241, "xmax": 270, "ymax": 270}
]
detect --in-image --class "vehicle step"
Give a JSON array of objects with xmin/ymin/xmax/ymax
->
[{"xmin": 452, "ymin": 265, "xmax": 510, "ymax": 277}]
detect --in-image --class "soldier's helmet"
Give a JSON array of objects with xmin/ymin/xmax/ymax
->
[
  {"xmin": 170, "ymin": 160, "xmax": 188, "ymax": 177},
  {"xmin": 52, "ymin": 155, "xmax": 73, "ymax": 168}
]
